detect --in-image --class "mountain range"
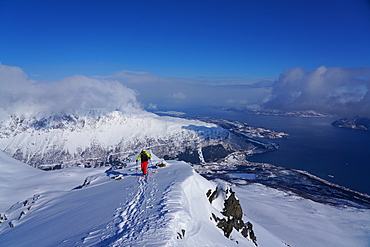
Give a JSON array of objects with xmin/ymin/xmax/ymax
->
[{"xmin": 0, "ymin": 110, "xmax": 282, "ymax": 170}]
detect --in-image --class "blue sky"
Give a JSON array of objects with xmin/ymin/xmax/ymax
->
[
  {"xmin": 0, "ymin": 0, "xmax": 370, "ymax": 116},
  {"xmin": 1, "ymin": 0, "xmax": 369, "ymax": 80}
]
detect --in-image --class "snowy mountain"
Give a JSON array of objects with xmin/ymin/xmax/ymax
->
[
  {"xmin": 1, "ymin": 63, "xmax": 369, "ymax": 246},
  {"xmin": 1, "ymin": 151, "xmax": 369, "ymax": 247},
  {"xmin": 0, "ymin": 110, "xmax": 277, "ymax": 170}
]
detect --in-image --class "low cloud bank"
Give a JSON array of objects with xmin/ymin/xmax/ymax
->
[
  {"xmin": 264, "ymin": 66, "xmax": 370, "ymax": 117},
  {"xmin": 96, "ymin": 70, "xmax": 274, "ymax": 110},
  {"xmin": 1, "ymin": 64, "xmax": 369, "ymax": 119},
  {"xmin": 0, "ymin": 64, "xmax": 141, "ymax": 118}
]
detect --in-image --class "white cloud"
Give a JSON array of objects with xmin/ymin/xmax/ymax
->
[
  {"xmin": 9, "ymin": 63, "xmax": 368, "ymax": 118},
  {"xmin": 94, "ymin": 70, "xmax": 274, "ymax": 110},
  {"xmin": 264, "ymin": 66, "xmax": 370, "ymax": 117},
  {"xmin": 0, "ymin": 64, "xmax": 142, "ymax": 118}
]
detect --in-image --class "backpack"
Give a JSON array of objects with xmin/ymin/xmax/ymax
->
[{"xmin": 141, "ymin": 152, "xmax": 149, "ymax": 162}]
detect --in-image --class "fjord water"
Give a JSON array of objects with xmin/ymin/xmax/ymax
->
[{"xmin": 184, "ymin": 107, "xmax": 370, "ymax": 195}]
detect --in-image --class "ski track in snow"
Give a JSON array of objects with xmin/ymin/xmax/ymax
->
[{"xmin": 81, "ymin": 168, "xmax": 168, "ymax": 247}]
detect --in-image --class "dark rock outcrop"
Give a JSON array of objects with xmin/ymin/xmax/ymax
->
[{"xmin": 207, "ymin": 186, "xmax": 257, "ymax": 246}]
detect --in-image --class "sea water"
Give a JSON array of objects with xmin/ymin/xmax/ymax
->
[{"xmin": 181, "ymin": 107, "xmax": 370, "ymax": 195}]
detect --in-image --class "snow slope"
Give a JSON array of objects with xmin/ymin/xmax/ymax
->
[
  {"xmin": 1, "ymin": 151, "xmax": 369, "ymax": 247},
  {"xmin": 235, "ymin": 184, "xmax": 370, "ymax": 247},
  {"xmin": 0, "ymin": 151, "xmax": 264, "ymax": 247}
]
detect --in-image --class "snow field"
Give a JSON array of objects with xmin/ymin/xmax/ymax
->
[
  {"xmin": 0, "ymin": 152, "xmax": 257, "ymax": 246},
  {"xmin": 1, "ymin": 150, "xmax": 369, "ymax": 246},
  {"xmin": 234, "ymin": 183, "xmax": 370, "ymax": 247}
]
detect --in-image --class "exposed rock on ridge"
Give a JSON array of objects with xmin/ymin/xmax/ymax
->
[{"xmin": 207, "ymin": 185, "xmax": 258, "ymax": 246}]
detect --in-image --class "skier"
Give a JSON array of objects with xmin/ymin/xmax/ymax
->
[{"xmin": 136, "ymin": 150, "xmax": 152, "ymax": 176}]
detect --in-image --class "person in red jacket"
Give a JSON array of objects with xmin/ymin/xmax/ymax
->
[{"xmin": 136, "ymin": 150, "xmax": 152, "ymax": 176}]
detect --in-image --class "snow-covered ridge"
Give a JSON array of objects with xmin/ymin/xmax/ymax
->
[
  {"xmin": 0, "ymin": 110, "xmax": 274, "ymax": 170},
  {"xmin": 0, "ymin": 110, "xmax": 232, "ymax": 169},
  {"xmin": 1, "ymin": 151, "xmax": 369, "ymax": 247},
  {"xmin": 0, "ymin": 151, "xmax": 262, "ymax": 246}
]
